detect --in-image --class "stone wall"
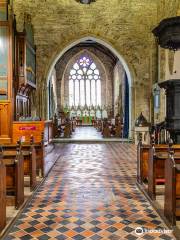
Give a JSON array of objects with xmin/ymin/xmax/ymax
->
[{"xmin": 13, "ymin": 0, "xmax": 180, "ymax": 134}]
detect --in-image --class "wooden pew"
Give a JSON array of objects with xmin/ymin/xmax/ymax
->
[
  {"xmin": 1, "ymin": 145, "xmax": 24, "ymax": 209},
  {"xmin": 0, "ymin": 148, "xmax": 6, "ymax": 231},
  {"xmin": 101, "ymin": 119, "xmax": 123, "ymax": 138},
  {"xmin": 137, "ymin": 137, "xmax": 180, "ymax": 187},
  {"xmin": 52, "ymin": 114, "xmax": 59, "ymax": 138},
  {"xmin": 164, "ymin": 151, "xmax": 180, "ymax": 226},
  {"xmin": 102, "ymin": 124, "xmax": 111, "ymax": 137},
  {"xmin": 12, "ymin": 121, "xmax": 46, "ymax": 177},
  {"xmin": 2, "ymin": 138, "xmax": 37, "ymax": 190},
  {"xmin": 102, "ymin": 120, "xmax": 111, "ymax": 138},
  {"xmin": 64, "ymin": 122, "xmax": 72, "ymax": 138},
  {"xmin": 137, "ymin": 137, "xmax": 150, "ymax": 184},
  {"xmin": 28, "ymin": 134, "xmax": 44, "ymax": 178},
  {"xmin": 21, "ymin": 133, "xmax": 45, "ymax": 178},
  {"xmin": 114, "ymin": 123, "xmax": 123, "ymax": 137},
  {"xmin": 20, "ymin": 138, "xmax": 37, "ymax": 190},
  {"xmin": 148, "ymin": 141, "xmax": 180, "ymax": 200}
]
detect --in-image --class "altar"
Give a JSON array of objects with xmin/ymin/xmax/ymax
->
[{"xmin": 68, "ymin": 105, "xmax": 108, "ymax": 126}]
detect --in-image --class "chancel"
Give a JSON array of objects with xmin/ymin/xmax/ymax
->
[{"xmin": 0, "ymin": 1, "xmax": 180, "ymax": 239}]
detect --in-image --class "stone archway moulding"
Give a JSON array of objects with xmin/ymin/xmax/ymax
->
[{"xmin": 46, "ymin": 36, "xmax": 133, "ymax": 138}]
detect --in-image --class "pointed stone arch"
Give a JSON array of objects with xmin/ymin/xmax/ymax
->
[{"xmin": 46, "ymin": 37, "xmax": 134, "ymax": 138}]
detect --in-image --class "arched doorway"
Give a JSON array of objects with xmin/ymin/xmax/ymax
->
[{"xmin": 47, "ymin": 37, "xmax": 133, "ymax": 138}]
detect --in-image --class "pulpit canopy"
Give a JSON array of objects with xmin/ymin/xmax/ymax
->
[{"xmin": 152, "ymin": 16, "xmax": 180, "ymax": 50}]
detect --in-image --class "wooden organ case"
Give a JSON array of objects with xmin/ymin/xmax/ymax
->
[
  {"xmin": 15, "ymin": 14, "xmax": 36, "ymax": 120},
  {"xmin": 0, "ymin": 1, "xmax": 13, "ymax": 143}
]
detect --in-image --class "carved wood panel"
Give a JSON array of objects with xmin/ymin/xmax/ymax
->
[{"xmin": 0, "ymin": 102, "xmax": 11, "ymax": 143}]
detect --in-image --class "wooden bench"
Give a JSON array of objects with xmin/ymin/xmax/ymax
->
[
  {"xmin": 22, "ymin": 133, "xmax": 45, "ymax": 178},
  {"xmin": 164, "ymin": 152, "xmax": 180, "ymax": 226},
  {"xmin": 101, "ymin": 120, "xmax": 123, "ymax": 138},
  {"xmin": 12, "ymin": 121, "xmax": 46, "ymax": 177},
  {"xmin": 52, "ymin": 114, "xmax": 59, "ymax": 138},
  {"xmin": 114, "ymin": 123, "xmax": 123, "ymax": 138},
  {"xmin": 102, "ymin": 124, "xmax": 111, "ymax": 138},
  {"xmin": 25, "ymin": 137, "xmax": 44, "ymax": 178},
  {"xmin": 1, "ymin": 139, "xmax": 37, "ymax": 190},
  {"xmin": 137, "ymin": 137, "xmax": 180, "ymax": 185},
  {"xmin": 137, "ymin": 139, "xmax": 150, "ymax": 184},
  {"xmin": 19, "ymin": 140, "xmax": 37, "ymax": 190},
  {"xmin": 64, "ymin": 122, "xmax": 72, "ymax": 138},
  {"xmin": 0, "ymin": 145, "xmax": 24, "ymax": 209},
  {"xmin": 148, "ymin": 143, "xmax": 180, "ymax": 200}
]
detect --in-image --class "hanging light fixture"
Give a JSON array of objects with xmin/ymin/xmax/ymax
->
[{"xmin": 76, "ymin": 0, "xmax": 96, "ymax": 4}]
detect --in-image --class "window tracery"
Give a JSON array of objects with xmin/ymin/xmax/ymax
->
[{"xmin": 69, "ymin": 55, "xmax": 101, "ymax": 107}]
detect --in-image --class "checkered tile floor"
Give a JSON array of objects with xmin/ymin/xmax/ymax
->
[{"xmin": 3, "ymin": 143, "xmax": 175, "ymax": 239}]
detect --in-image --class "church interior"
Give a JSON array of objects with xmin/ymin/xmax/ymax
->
[{"xmin": 0, "ymin": 0, "xmax": 180, "ymax": 239}]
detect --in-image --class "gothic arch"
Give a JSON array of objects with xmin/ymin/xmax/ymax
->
[{"xmin": 46, "ymin": 37, "xmax": 134, "ymax": 138}]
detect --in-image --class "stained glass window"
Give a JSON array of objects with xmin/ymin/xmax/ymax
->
[{"xmin": 69, "ymin": 55, "xmax": 101, "ymax": 107}]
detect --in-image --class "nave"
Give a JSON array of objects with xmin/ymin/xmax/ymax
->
[
  {"xmin": 3, "ymin": 143, "xmax": 175, "ymax": 240},
  {"xmin": 55, "ymin": 126, "xmax": 125, "ymax": 141},
  {"xmin": 71, "ymin": 127, "xmax": 102, "ymax": 140}
]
